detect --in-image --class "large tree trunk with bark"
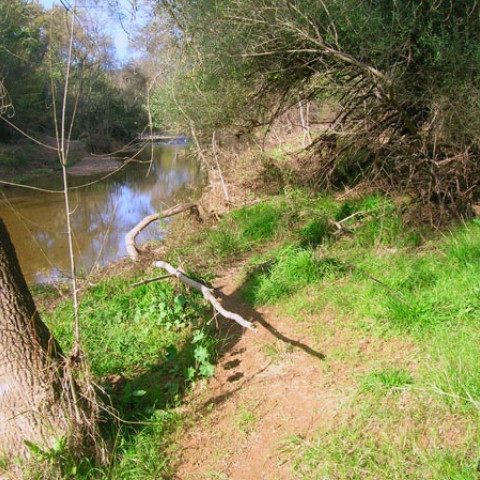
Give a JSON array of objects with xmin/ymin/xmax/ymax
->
[{"xmin": 0, "ymin": 215, "xmax": 87, "ymax": 461}]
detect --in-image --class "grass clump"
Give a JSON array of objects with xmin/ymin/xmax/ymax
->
[
  {"xmin": 42, "ymin": 274, "xmax": 219, "ymax": 479},
  {"xmin": 205, "ymin": 198, "xmax": 292, "ymax": 259},
  {"xmin": 361, "ymin": 367, "xmax": 414, "ymax": 394},
  {"xmin": 297, "ymin": 215, "xmax": 331, "ymax": 247},
  {"xmin": 242, "ymin": 246, "xmax": 346, "ymax": 305}
]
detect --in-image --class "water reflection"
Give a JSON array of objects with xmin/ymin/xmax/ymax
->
[{"xmin": 0, "ymin": 145, "xmax": 202, "ymax": 283}]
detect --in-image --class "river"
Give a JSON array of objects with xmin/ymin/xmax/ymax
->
[{"xmin": 0, "ymin": 144, "xmax": 202, "ymax": 284}]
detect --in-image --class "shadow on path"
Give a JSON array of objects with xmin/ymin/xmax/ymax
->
[{"xmin": 215, "ymin": 283, "xmax": 326, "ymax": 361}]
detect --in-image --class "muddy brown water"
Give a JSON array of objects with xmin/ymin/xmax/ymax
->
[{"xmin": 0, "ymin": 145, "xmax": 202, "ymax": 284}]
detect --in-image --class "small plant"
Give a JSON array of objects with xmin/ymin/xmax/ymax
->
[
  {"xmin": 361, "ymin": 367, "xmax": 414, "ymax": 393},
  {"xmin": 262, "ymin": 340, "xmax": 294, "ymax": 363},
  {"xmin": 186, "ymin": 327, "xmax": 217, "ymax": 380},
  {"xmin": 207, "ymin": 227, "xmax": 245, "ymax": 259},
  {"xmin": 444, "ymin": 223, "xmax": 480, "ymax": 269},
  {"xmin": 235, "ymin": 403, "xmax": 258, "ymax": 435},
  {"xmin": 23, "ymin": 436, "xmax": 93, "ymax": 478}
]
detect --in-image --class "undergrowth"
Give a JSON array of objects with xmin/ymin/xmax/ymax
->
[
  {"xmin": 31, "ymin": 187, "xmax": 480, "ymax": 479},
  {"xmin": 40, "ymin": 275, "xmax": 218, "ymax": 479}
]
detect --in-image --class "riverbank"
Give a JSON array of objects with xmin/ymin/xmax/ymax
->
[
  {"xmin": 0, "ymin": 137, "xmax": 89, "ymax": 182},
  {"xmin": 17, "ymin": 140, "xmax": 480, "ymax": 479},
  {"xmin": 0, "ymin": 142, "xmax": 201, "ymax": 284}
]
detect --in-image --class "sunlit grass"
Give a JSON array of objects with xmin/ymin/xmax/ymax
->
[
  {"xmin": 34, "ymin": 189, "xmax": 480, "ymax": 479},
  {"xmin": 206, "ymin": 192, "xmax": 480, "ymax": 479}
]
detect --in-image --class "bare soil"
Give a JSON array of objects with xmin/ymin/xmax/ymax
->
[
  {"xmin": 174, "ymin": 265, "xmax": 417, "ymax": 480},
  {"xmin": 67, "ymin": 156, "xmax": 122, "ymax": 176}
]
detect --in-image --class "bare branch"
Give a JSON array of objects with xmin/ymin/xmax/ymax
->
[
  {"xmin": 153, "ymin": 260, "xmax": 256, "ymax": 331},
  {"xmin": 125, "ymin": 202, "xmax": 201, "ymax": 261}
]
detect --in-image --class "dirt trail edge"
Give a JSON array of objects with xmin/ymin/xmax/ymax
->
[{"xmin": 174, "ymin": 264, "xmax": 385, "ymax": 480}]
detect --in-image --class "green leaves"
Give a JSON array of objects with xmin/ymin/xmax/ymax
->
[{"xmin": 189, "ymin": 327, "xmax": 217, "ymax": 379}]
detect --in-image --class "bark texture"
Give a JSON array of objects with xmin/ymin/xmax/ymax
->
[{"xmin": 0, "ymin": 215, "xmax": 70, "ymax": 458}]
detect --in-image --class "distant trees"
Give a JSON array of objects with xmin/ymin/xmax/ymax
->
[
  {"xmin": 157, "ymin": 0, "xmax": 480, "ymax": 216},
  {"xmin": 0, "ymin": 0, "xmax": 48, "ymax": 138},
  {"xmin": 0, "ymin": 0, "xmax": 147, "ymax": 148}
]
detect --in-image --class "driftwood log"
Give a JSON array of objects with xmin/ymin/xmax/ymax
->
[
  {"xmin": 125, "ymin": 202, "xmax": 200, "ymax": 261},
  {"xmin": 153, "ymin": 261, "xmax": 256, "ymax": 332}
]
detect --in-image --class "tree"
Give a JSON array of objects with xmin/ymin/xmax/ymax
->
[
  {"xmin": 0, "ymin": 214, "xmax": 97, "ymax": 467},
  {"xmin": 157, "ymin": 0, "xmax": 480, "ymax": 217},
  {"xmin": 0, "ymin": 0, "xmax": 147, "ymax": 146},
  {"xmin": 0, "ymin": 0, "xmax": 49, "ymax": 139}
]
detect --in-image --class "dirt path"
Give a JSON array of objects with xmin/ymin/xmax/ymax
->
[
  {"xmin": 175, "ymin": 267, "xmax": 347, "ymax": 480},
  {"xmin": 173, "ymin": 263, "xmax": 419, "ymax": 480}
]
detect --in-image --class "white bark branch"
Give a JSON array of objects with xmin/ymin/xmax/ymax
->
[
  {"xmin": 153, "ymin": 260, "xmax": 257, "ymax": 332},
  {"xmin": 126, "ymin": 202, "xmax": 200, "ymax": 261}
]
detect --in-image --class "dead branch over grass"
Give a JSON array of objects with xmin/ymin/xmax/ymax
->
[{"xmin": 153, "ymin": 260, "xmax": 256, "ymax": 331}]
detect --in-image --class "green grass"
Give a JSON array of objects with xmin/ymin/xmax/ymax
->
[
  {"xmin": 200, "ymin": 191, "xmax": 480, "ymax": 479},
  {"xmin": 49, "ymin": 278, "xmax": 212, "ymax": 379},
  {"xmin": 361, "ymin": 367, "xmax": 414, "ymax": 394},
  {"xmin": 205, "ymin": 198, "xmax": 292, "ymax": 259},
  {"xmin": 425, "ymin": 326, "xmax": 480, "ymax": 411},
  {"xmin": 289, "ymin": 410, "xmax": 479, "ymax": 480},
  {"xmin": 234, "ymin": 403, "xmax": 258, "ymax": 436},
  {"xmin": 242, "ymin": 246, "xmax": 346, "ymax": 305},
  {"xmin": 108, "ymin": 409, "xmax": 183, "ymax": 480},
  {"xmin": 41, "ymin": 275, "xmax": 218, "ymax": 479},
  {"xmin": 30, "ymin": 189, "xmax": 480, "ymax": 479}
]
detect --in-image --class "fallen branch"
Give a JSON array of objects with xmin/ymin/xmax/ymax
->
[
  {"xmin": 131, "ymin": 274, "xmax": 173, "ymax": 288},
  {"xmin": 328, "ymin": 210, "xmax": 369, "ymax": 235},
  {"xmin": 153, "ymin": 260, "xmax": 257, "ymax": 332},
  {"xmin": 126, "ymin": 202, "xmax": 200, "ymax": 261}
]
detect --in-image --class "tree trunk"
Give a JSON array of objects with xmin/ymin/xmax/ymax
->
[{"xmin": 0, "ymin": 214, "xmax": 83, "ymax": 460}]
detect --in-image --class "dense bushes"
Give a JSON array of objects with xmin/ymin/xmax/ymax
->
[{"xmin": 157, "ymin": 0, "xmax": 480, "ymax": 218}]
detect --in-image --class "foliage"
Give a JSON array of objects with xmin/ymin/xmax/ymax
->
[
  {"xmin": 0, "ymin": 0, "xmax": 147, "ymax": 146},
  {"xmin": 108, "ymin": 409, "xmax": 183, "ymax": 480},
  {"xmin": 0, "ymin": 0, "xmax": 48, "ymax": 137},
  {"xmin": 41, "ymin": 274, "xmax": 218, "ymax": 478},
  {"xmin": 157, "ymin": 0, "xmax": 480, "ymax": 215},
  {"xmin": 48, "ymin": 276, "xmax": 215, "ymax": 385}
]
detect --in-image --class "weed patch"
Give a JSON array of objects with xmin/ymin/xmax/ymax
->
[
  {"xmin": 43, "ymin": 274, "xmax": 219, "ymax": 478},
  {"xmin": 242, "ymin": 246, "xmax": 347, "ymax": 305}
]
